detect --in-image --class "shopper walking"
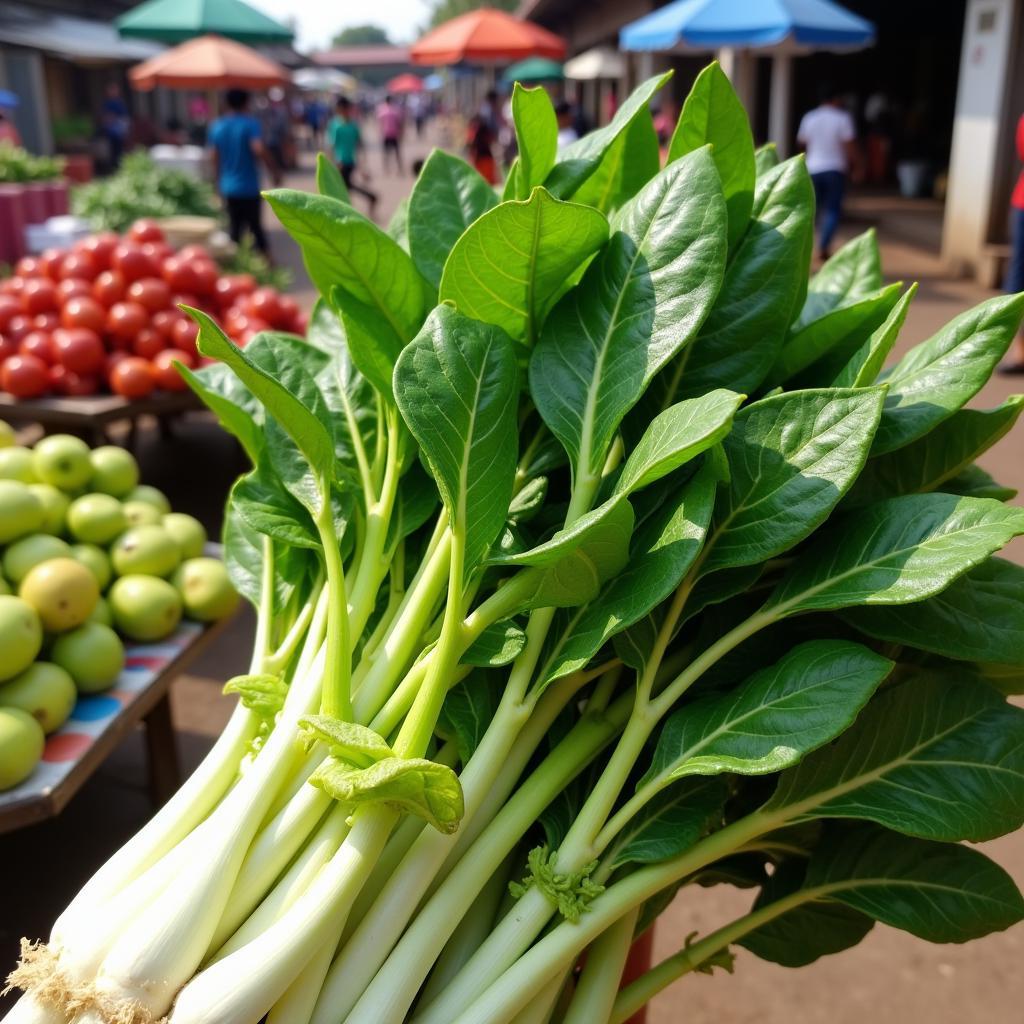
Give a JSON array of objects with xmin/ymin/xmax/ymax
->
[
  {"xmin": 377, "ymin": 95, "xmax": 404, "ymax": 174},
  {"xmin": 327, "ymin": 97, "xmax": 379, "ymax": 217},
  {"xmin": 1000, "ymin": 111, "xmax": 1024, "ymax": 374},
  {"xmin": 798, "ymin": 85, "xmax": 858, "ymax": 260}
]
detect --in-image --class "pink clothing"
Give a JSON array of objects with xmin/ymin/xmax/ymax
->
[{"xmin": 377, "ymin": 102, "xmax": 402, "ymax": 141}]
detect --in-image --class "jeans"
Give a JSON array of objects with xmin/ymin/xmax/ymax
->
[
  {"xmin": 1005, "ymin": 206, "xmax": 1024, "ymax": 294},
  {"xmin": 811, "ymin": 170, "xmax": 846, "ymax": 254},
  {"xmin": 225, "ymin": 195, "xmax": 268, "ymax": 253}
]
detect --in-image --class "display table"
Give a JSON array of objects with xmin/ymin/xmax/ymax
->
[{"xmin": 0, "ymin": 614, "xmax": 234, "ymax": 834}]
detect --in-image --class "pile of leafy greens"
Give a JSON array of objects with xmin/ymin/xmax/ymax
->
[{"xmin": 8, "ymin": 62, "xmax": 1024, "ymax": 1024}]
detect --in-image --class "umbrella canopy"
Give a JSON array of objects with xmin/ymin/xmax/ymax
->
[
  {"xmin": 423, "ymin": 73, "xmax": 444, "ymax": 90},
  {"xmin": 563, "ymin": 46, "xmax": 625, "ymax": 80},
  {"xmin": 502, "ymin": 56, "xmax": 563, "ymax": 83},
  {"xmin": 410, "ymin": 8, "xmax": 566, "ymax": 65},
  {"xmin": 129, "ymin": 34, "xmax": 290, "ymax": 90},
  {"xmin": 620, "ymin": 0, "xmax": 874, "ymax": 53},
  {"xmin": 387, "ymin": 73, "xmax": 425, "ymax": 94},
  {"xmin": 293, "ymin": 67, "xmax": 357, "ymax": 93},
  {"xmin": 0, "ymin": 90, "xmax": 19, "ymax": 108},
  {"xmin": 117, "ymin": 0, "xmax": 293, "ymax": 45}
]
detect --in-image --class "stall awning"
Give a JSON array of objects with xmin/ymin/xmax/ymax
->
[
  {"xmin": 563, "ymin": 47, "xmax": 625, "ymax": 81},
  {"xmin": 0, "ymin": 3, "xmax": 163, "ymax": 63}
]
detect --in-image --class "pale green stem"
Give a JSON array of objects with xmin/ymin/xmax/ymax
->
[{"xmin": 562, "ymin": 907, "xmax": 639, "ymax": 1024}]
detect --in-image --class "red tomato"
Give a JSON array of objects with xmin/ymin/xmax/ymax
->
[
  {"xmin": 0, "ymin": 278, "xmax": 23, "ymax": 297},
  {"xmin": 61, "ymin": 296, "xmax": 106, "ymax": 334},
  {"xmin": 247, "ymin": 287, "xmax": 281, "ymax": 324},
  {"xmin": 0, "ymin": 334, "xmax": 18, "ymax": 363},
  {"xmin": 1, "ymin": 354, "xmax": 49, "ymax": 397},
  {"xmin": 153, "ymin": 348, "xmax": 192, "ymax": 391},
  {"xmin": 0, "ymin": 295, "xmax": 21, "ymax": 330},
  {"xmin": 177, "ymin": 244, "xmax": 211, "ymax": 263},
  {"xmin": 21, "ymin": 278, "xmax": 59, "ymax": 316},
  {"xmin": 92, "ymin": 270, "xmax": 126, "ymax": 307},
  {"xmin": 132, "ymin": 327, "xmax": 163, "ymax": 360},
  {"xmin": 141, "ymin": 241, "xmax": 173, "ymax": 264},
  {"xmin": 112, "ymin": 243, "xmax": 157, "ymax": 284},
  {"xmin": 190, "ymin": 260, "xmax": 218, "ymax": 296},
  {"xmin": 151, "ymin": 309, "xmax": 181, "ymax": 340},
  {"xmin": 171, "ymin": 292, "xmax": 201, "ymax": 313},
  {"xmin": 15, "ymin": 257, "xmax": 42, "ymax": 277},
  {"xmin": 33, "ymin": 313, "xmax": 60, "ymax": 333},
  {"xmin": 106, "ymin": 301, "xmax": 149, "ymax": 343},
  {"xmin": 161, "ymin": 256, "xmax": 203, "ymax": 294},
  {"xmin": 128, "ymin": 219, "xmax": 165, "ymax": 244},
  {"xmin": 214, "ymin": 273, "xmax": 256, "ymax": 310},
  {"xmin": 62, "ymin": 371, "xmax": 99, "ymax": 396},
  {"xmin": 171, "ymin": 317, "xmax": 200, "ymax": 356},
  {"xmin": 292, "ymin": 312, "xmax": 309, "ymax": 335},
  {"xmin": 60, "ymin": 251, "xmax": 98, "ymax": 282},
  {"xmin": 127, "ymin": 276, "xmax": 171, "ymax": 313},
  {"xmin": 6, "ymin": 315, "xmax": 34, "ymax": 343},
  {"xmin": 105, "ymin": 350, "xmax": 129, "ymax": 376},
  {"xmin": 39, "ymin": 248, "xmax": 66, "ymax": 281},
  {"xmin": 276, "ymin": 294, "xmax": 300, "ymax": 327},
  {"xmin": 56, "ymin": 278, "xmax": 93, "ymax": 305},
  {"xmin": 19, "ymin": 331, "xmax": 54, "ymax": 364},
  {"xmin": 53, "ymin": 327, "xmax": 105, "ymax": 375},
  {"xmin": 109, "ymin": 356, "xmax": 155, "ymax": 399},
  {"xmin": 75, "ymin": 233, "xmax": 120, "ymax": 271}
]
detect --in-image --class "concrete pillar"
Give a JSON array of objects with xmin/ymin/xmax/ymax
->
[
  {"xmin": 768, "ymin": 53, "xmax": 793, "ymax": 156},
  {"xmin": 717, "ymin": 46, "xmax": 756, "ymax": 119},
  {"xmin": 942, "ymin": 0, "xmax": 1020, "ymax": 277}
]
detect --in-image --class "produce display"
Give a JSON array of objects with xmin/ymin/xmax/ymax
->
[
  {"xmin": 0, "ymin": 143, "xmax": 64, "ymax": 184},
  {"xmin": 0, "ymin": 428, "xmax": 238, "ymax": 791},
  {"xmin": 0, "ymin": 218, "xmax": 304, "ymax": 400},
  {"xmin": 7, "ymin": 65, "xmax": 1024, "ymax": 1024}
]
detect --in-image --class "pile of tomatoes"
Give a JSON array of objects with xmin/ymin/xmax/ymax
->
[{"xmin": 0, "ymin": 219, "xmax": 305, "ymax": 401}]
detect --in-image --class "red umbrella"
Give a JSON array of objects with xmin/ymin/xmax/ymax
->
[
  {"xmin": 387, "ymin": 73, "xmax": 425, "ymax": 94},
  {"xmin": 410, "ymin": 7, "xmax": 566, "ymax": 65},
  {"xmin": 129, "ymin": 33, "xmax": 289, "ymax": 90}
]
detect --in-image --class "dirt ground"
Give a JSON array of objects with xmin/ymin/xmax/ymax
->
[{"xmin": 2, "ymin": 121, "xmax": 1023, "ymax": 1023}]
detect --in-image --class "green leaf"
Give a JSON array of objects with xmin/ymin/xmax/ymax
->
[
  {"xmin": 299, "ymin": 715, "xmax": 393, "ymax": 767},
  {"xmin": 669, "ymin": 61, "xmax": 755, "ymax": 250},
  {"xmin": 766, "ymin": 676, "xmax": 1024, "ymax": 841},
  {"xmin": 309, "ymin": 755, "xmax": 464, "ymax": 834},
  {"xmin": 508, "ymin": 476, "xmax": 547, "ymax": 522},
  {"xmin": 408, "ymin": 149, "xmax": 498, "ymax": 290},
  {"xmin": 791, "ymin": 229, "xmax": 883, "ymax": 332},
  {"xmin": 388, "ymin": 198, "xmax": 409, "ymax": 249},
  {"xmin": 845, "ymin": 396, "xmax": 1024, "ymax": 506},
  {"xmin": 754, "ymin": 143, "xmax": 779, "ymax": 175},
  {"xmin": 872, "ymin": 292, "xmax": 1024, "ymax": 454},
  {"xmin": 530, "ymin": 149, "xmax": 727, "ymax": 475},
  {"xmin": 669, "ymin": 155, "xmax": 815, "ymax": 400},
  {"xmin": 316, "ymin": 152, "xmax": 349, "ymax": 204},
  {"xmin": 572, "ymin": 109, "xmax": 660, "ymax": 215},
  {"xmin": 614, "ymin": 390, "xmax": 743, "ymax": 496},
  {"xmin": 231, "ymin": 462, "xmax": 318, "ymax": 550},
  {"xmin": 767, "ymin": 494, "xmax": 1024, "ymax": 615},
  {"xmin": 439, "ymin": 186, "xmax": 608, "ymax": 347},
  {"xmin": 394, "ymin": 305, "xmax": 519, "ymax": 576},
  {"xmin": 544, "ymin": 73, "xmax": 671, "ymax": 199},
  {"xmin": 832, "ymin": 284, "xmax": 916, "ymax": 387},
  {"xmin": 179, "ymin": 360, "xmax": 264, "ymax": 464},
  {"xmin": 221, "ymin": 504, "xmax": 266, "ymax": 609},
  {"xmin": 644, "ymin": 640, "xmax": 892, "ymax": 783},
  {"xmin": 943, "ymin": 463, "xmax": 1018, "ymax": 502},
  {"xmin": 512, "ymin": 84, "xmax": 558, "ymax": 195},
  {"xmin": 223, "ymin": 673, "xmax": 287, "ymax": 723},
  {"xmin": 463, "ymin": 620, "xmax": 527, "ymax": 667},
  {"xmin": 438, "ymin": 673, "xmax": 504, "ymax": 762},
  {"xmin": 843, "ymin": 557, "xmax": 1024, "ymax": 665},
  {"xmin": 702, "ymin": 387, "xmax": 886, "ymax": 573},
  {"xmin": 264, "ymin": 189, "xmax": 432, "ymax": 396}
]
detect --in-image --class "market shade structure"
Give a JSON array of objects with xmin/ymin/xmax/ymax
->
[
  {"xmin": 387, "ymin": 73, "xmax": 426, "ymax": 94},
  {"xmin": 502, "ymin": 57, "xmax": 563, "ymax": 83},
  {"xmin": 117, "ymin": 0, "xmax": 293, "ymax": 44},
  {"xmin": 129, "ymin": 34, "xmax": 290, "ymax": 90},
  {"xmin": 563, "ymin": 46, "xmax": 625, "ymax": 81},
  {"xmin": 620, "ymin": 0, "xmax": 874, "ymax": 154},
  {"xmin": 293, "ymin": 68, "xmax": 357, "ymax": 93},
  {"xmin": 410, "ymin": 7, "xmax": 566, "ymax": 65}
]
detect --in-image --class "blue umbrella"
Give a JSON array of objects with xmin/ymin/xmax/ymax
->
[
  {"xmin": 620, "ymin": 0, "xmax": 874, "ymax": 52},
  {"xmin": 0, "ymin": 90, "xmax": 19, "ymax": 108}
]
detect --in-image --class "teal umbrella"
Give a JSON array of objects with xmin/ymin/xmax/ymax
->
[
  {"xmin": 502, "ymin": 57, "xmax": 563, "ymax": 84},
  {"xmin": 117, "ymin": 0, "xmax": 293, "ymax": 45}
]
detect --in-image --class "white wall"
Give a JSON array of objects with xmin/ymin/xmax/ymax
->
[{"xmin": 942, "ymin": 0, "xmax": 1020, "ymax": 275}]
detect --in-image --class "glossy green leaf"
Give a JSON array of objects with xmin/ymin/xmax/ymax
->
[
  {"xmin": 530, "ymin": 149, "xmax": 727, "ymax": 475},
  {"xmin": 766, "ymin": 676, "xmax": 1024, "ymax": 841},
  {"xmin": 231, "ymin": 462, "xmax": 318, "ymax": 550},
  {"xmin": 439, "ymin": 186, "xmax": 608, "ymax": 347},
  {"xmin": 843, "ymin": 557, "xmax": 1024, "ymax": 665},
  {"xmin": 701, "ymin": 387, "xmax": 885, "ymax": 573},
  {"xmin": 872, "ymin": 292, "xmax": 1024, "ymax": 454},
  {"xmin": 767, "ymin": 494, "xmax": 1024, "ymax": 615},
  {"xmin": 512, "ymin": 84, "xmax": 558, "ymax": 196},
  {"xmin": 408, "ymin": 149, "xmax": 497, "ymax": 290},
  {"xmin": 669, "ymin": 61, "xmax": 755, "ymax": 249},
  {"xmin": 463, "ymin": 620, "xmax": 527, "ymax": 667},
  {"xmin": 179, "ymin": 360, "xmax": 263, "ymax": 465},
  {"xmin": 508, "ymin": 476, "xmax": 547, "ymax": 522},
  {"xmin": 943, "ymin": 463, "xmax": 1018, "ymax": 502},
  {"xmin": 832, "ymin": 284, "xmax": 916, "ymax": 387},
  {"xmin": 572, "ymin": 108, "xmax": 660, "ymax": 215},
  {"xmin": 222, "ymin": 504, "xmax": 266, "ymax": 609},
  {"xmin": 316, "ymin": 152, "xmax": 349, "ymax": 204},
  {"xmin": 754, "ymin": 143, "xmax": 779, "ymax": 175},
  {"xmin": 438, "ymin": 673, "xmax": 504, "ymax": 762},
  {"xmin": 394, "ymin": 305, "xmax": 519, "ymax": 576},
  {"xmin": 388, "ymin": 198, "xmax": 409, "ymax": 249},
  {"xmin": 791, "ymin": 229, "xmax": 883, "ymax": 332}
]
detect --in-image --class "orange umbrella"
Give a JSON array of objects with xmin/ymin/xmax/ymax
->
[
  {"xmin": 387, "ymin": 73, "xmax": 425, "ymax": 94},
  {"xmin": 129, "ymin": 33, "xmax": 289, "ymax": 90},
  {"xmin": 410, "ymin": 7, "xmax": 566, "ymax": 65}
]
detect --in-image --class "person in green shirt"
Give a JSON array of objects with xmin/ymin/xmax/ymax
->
[{"xmin": 326, "ymin": 96, "xmax": 378, "ymax": 216}]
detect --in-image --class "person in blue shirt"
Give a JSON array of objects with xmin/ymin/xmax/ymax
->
[{"xmin": 207, "ymin": 89, "xmax": 279, "ymax": 254}]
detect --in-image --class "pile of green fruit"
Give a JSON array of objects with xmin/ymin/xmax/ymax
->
[{"xmin": 0, "ymin": 422, "xmax": 238, "ymax": 791}]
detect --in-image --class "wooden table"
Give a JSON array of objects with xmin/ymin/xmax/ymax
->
[
  {"xmin": 0, "ymin": 613, "xmax": 234, "ymax": 835},
  {"xmin": 0, "ymin": 391, "xmax": 202, "ymax": 447}
]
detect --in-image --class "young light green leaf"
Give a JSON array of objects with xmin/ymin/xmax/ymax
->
[
  {"xmin": 669, "ymin": 61, "xmax": 755, "ymax": 249},
  {"xmin": 299, "ymin": 715, "xmax": 394, "ymax": 766},
  {"xmin": 572, "ymin": 109, "xmax": 660, "ymax": 215},
  {"xmin": 701, "ymin": 387, "xmax": 886, "ymax": 573},
  {"xmin": 845, "ymin": 396, "xmax": 1024, "ymax": 506},
  {"xmin": 463, "ymin": 620, "xmax": 528, "ymax": 667},
  {"xmin": 843, "ymin": 557, "xmax": 1024, "ymax": 665},
  {"xmin": 408, "ymin": 149, "xmax": 498, "ymax": 290},
  {"xmin": 614, "ymin": 390, "xmax": 743, "ymax": 496},
  {"xmin": 791, "ymin": 229, "xmax": 883, "ymax": 332},
  {"xmin": 669, "ymin": 155, "xmax": 815, "ymax": 400},
  {"xmin": 508, "ymin": 476, "xmax": 547, "ymax": 522},
  {"xmin": 754, "ymin": 142, "xmax": 780, "ymax": 175},
  {"xmin": 223, "ymin": 673, "xmax": 288, "ymax": 722},
  {"xmin": 530, "ymin": 148, "xmax": 728, "ymax": 475},
  {"xmin": 832, "ymin": 284, "xmax": 916, "ymax": 387},
  {"xmin": 512, "ymin": 84, "xmax": 558, "ymax": 196},
  {"xmin": 643, "ymin": 641, "xmax": 892, "ymax": 785},
  {"xmin": 394, "ymin": 305, "xmax": 519, "ymax": 575},
  {"xmin": 943, "ymin": 463, "xmax": 1018, "ymax": 502},
  {"xmin": 872, "ymin": 292, "xmax": 1024, "ymax": 454},
  {"xmin": 316, "ymin": 152, "xmax": 350, "ymax": 204},
  {"xmin": 766, "ymin": 677, "xmax": 1024, "ymax": 841},
  {"xmin": 767, "ymin": 494, "xmax": 1024, "ymax": 615},
  {"xmin": 439, "ymin": 186, "xmax": 608, "ymax": 347}
]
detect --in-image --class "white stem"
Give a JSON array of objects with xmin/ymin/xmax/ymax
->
[{"xmin": 1, "ymin": 994, "xmax": 65, "ymax": 1024}]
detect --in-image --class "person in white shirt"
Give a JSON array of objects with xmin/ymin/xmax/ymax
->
[
  {"xmin": 555, "ymin": 101, "xmax": 579, "ymax": 149},
  {"xmin": 797, "ymin": 86, "xmax": 858, "ymax": 259}
]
